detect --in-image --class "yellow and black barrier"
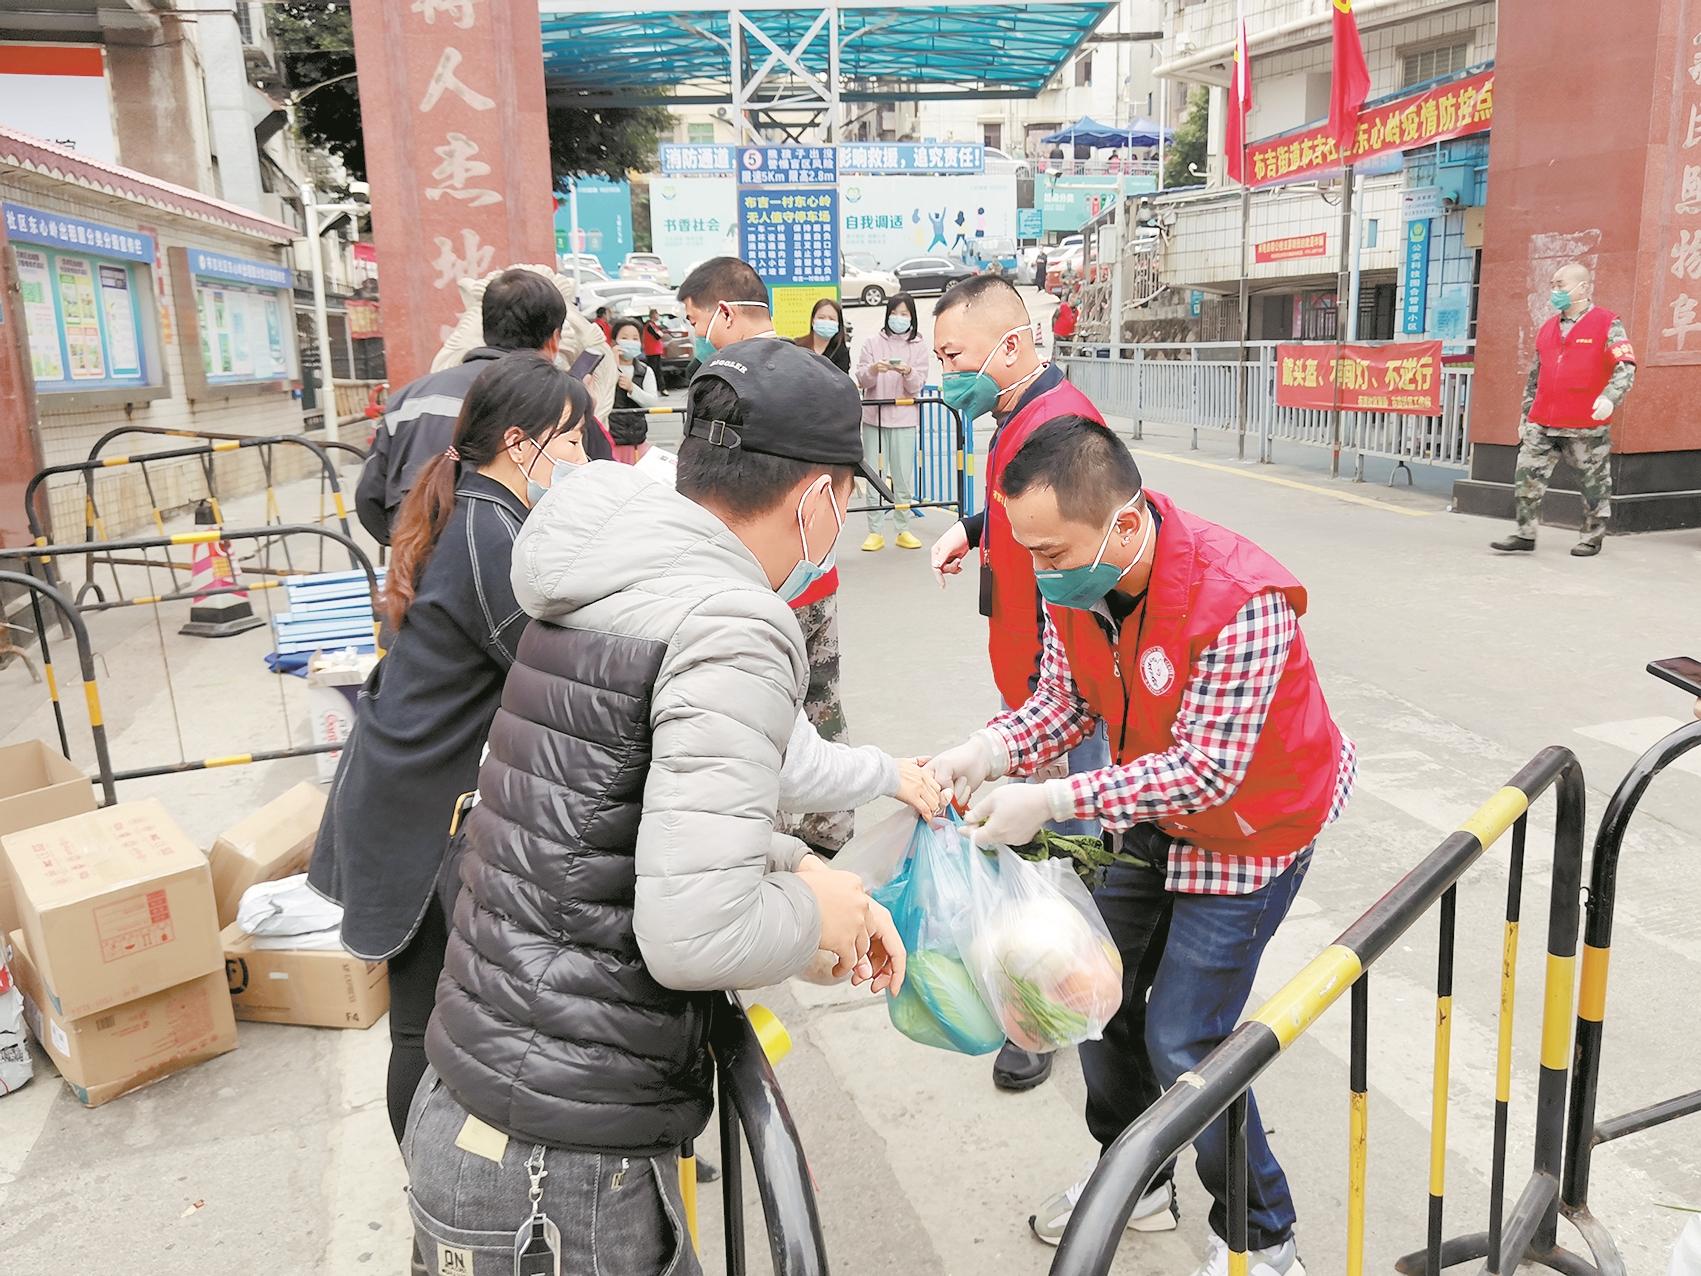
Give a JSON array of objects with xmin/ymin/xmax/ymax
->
[
  {"xmin": 1555, "ymin": 696, "xmax": 1701, "ymax": 1276},
  {"xmin": 1, "ymin": 524, "xmax": 381, "ymax": 798},
  {"xmin": 27, "ymin": 428, "xmax": 362, "ymax": 608},
  {"xmin": 1050, "ymin": 746, "xmax": 1588, "ymax": 1276},
  {"xmin": 0, "ymin": 569, "xmax": 118, "ymax": 806}
]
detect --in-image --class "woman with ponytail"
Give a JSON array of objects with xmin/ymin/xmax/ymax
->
[{"xmin": 309, "ymin": 350, "xmax": 591, "ymax": 1151}]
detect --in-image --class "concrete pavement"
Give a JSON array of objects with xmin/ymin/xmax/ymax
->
[{"xmin": 3, "ymin": 345, "xmax": 1701, "ymax": 1274}]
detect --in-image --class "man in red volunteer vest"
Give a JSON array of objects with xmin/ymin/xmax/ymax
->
[
  {"xmin": 1490, "ymin": 261, "xmax": 1637, "ymax": 557},
  {"xmin": 930, "ymin": 274, "xmax": 1110, "ymax": 1093},
  {"xmin": 930, "ymin": 421, "xmax": 1355, "ymax": 1275}
]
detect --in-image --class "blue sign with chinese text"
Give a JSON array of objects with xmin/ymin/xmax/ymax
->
[
  {"xmin": 838, "ymin": 143, "xmax": 985, "ymax": 174},
  {"xmin": 1401, "ymin": 218, "xmax": 1430, "ymax": 335},
  {"xmin": 3, "ymin": 202, "xmax": 154, "ymax": 263},
  {"xmin": 1016, "ymin": 208, "xmax": 1045, "ymax": 238},
  {"xmin": 737, "ymin": 187, "xmax": 840, "ymax": 286},
  {"xmin": 738, "ymin": 145, "xmax": 837, "ymax": 187},
  {"xmin": 658, "ymin": 143, "xmax": 737, "ymax": 176},
  {"xmin": 188, "ymin": 248, "xmax": 293, "ymax": 290}
]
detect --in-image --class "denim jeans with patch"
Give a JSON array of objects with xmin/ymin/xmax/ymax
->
[
  {"xmin": 404, "ymin": 1068, "xmax": 700, "ymax": 1276},
  {"xmin": 1079, "ymin": 853, "xmax": 1310, "ymax": 1249}
]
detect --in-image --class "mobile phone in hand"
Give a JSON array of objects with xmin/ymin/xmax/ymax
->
[{"xmin": 1647, "ymin": 656, "xmax": 1701, "ymax": 697}]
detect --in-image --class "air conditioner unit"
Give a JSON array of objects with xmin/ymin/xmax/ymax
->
[{"xmin": 714, "ymin": 106, "xmax": 731, "ymax": 120}]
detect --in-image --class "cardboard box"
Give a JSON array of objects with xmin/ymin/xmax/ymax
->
[
  {"xmin": 208, "ymin": 783, "xmax": 327, "ymax": 928},
  {"xmin": 306, "ymin": 653, "xmax": 374, "ymax": 783},
  {"xmin": 1, "ymin": 799, "xmax": 224, "ymax": 1020},
  {"xmin": 9, "ymin": 931, "xmax": 236, "ymax": 1108},
  {"xmin": 221, "ymin": 924, "xmax": 388, "ymax": 1028},
  {"xmin": 0, "ymin": 741, "xmax": 98, "ymax": 937}
]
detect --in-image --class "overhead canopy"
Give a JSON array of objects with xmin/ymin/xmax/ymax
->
[
  {"xmin": 1040, "ymin": 115, "xmax": 1172, "ymax": 148},
  {"xmin": 539, "ymin": 1, "xmax": 1116, "ymax": 106}
]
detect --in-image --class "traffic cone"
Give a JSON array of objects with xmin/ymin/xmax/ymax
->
[{"xmin": 179, "ymin": 500, "xmax": 264, "ymax": 638}]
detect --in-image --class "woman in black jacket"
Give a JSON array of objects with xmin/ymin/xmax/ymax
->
[
  {"xmin": 308, "ymin": 351, "xmax": 593, "ymax": 1146},
  {"xmin": 794, "ymin": 296, "xmax": 851, "ymax": 372}
]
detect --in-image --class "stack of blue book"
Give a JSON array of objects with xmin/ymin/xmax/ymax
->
[{"xmin": 272, "ymin": 569, "xmax": 386, "ymax": 656}]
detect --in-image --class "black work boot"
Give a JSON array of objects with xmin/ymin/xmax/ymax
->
[
  {"xmin": 1490, "ymin": 535, "xmax": 1536, "ymax": 553},
  {"xmin": 993, "ymin": 1041, "xmax": 1053, "ymax": 1091}
]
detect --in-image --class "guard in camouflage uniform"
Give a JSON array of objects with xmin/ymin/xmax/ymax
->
[
  {"xmin": 1492, "ymin": 262, "xmax": 1637, "ymax": 558},
  {"xmin": 781, "ymin": 593, "xmax": 853, "ymax": 854}
]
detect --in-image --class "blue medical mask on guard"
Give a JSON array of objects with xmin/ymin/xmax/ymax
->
[
  {"xmin": 940, "ymin": 325, "xmax": 1042, "ymax": 420},
  {"xmin": 1550, "ymin": 289, "xmax": 1573, "ymax": 313},
  {"xmin": 777, "ymin": 477, "xmax": 843, "ymax": 603},
  {"xmin": 1035, "ymin": 496, "xmax": 1152, "ymax": 610}
]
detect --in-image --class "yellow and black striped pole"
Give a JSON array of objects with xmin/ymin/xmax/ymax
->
[
  {"xmin": 1486, "ymin": 816, "xmax": 1527, "ymax": 1269},
  {"xmin": 1424, "ymin": 885, "xmax": 1457, "ymax": 1273},
  {"xmin": 1225, "ymin": 1092, "xmax": 1250, "ymax": 1276},
  {"xmin": 1346, "ymin": 975, "xmax": 1369, "ymax": 1276}
]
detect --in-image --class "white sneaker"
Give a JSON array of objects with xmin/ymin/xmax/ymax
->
[
  {"xmin": 1189, "ymin": 1234, "xmax": 1306, "ymax": 1276},
  {"xmin": 1029, "ymin": 1175, "xmax": 1178, "ymax": 1246}
]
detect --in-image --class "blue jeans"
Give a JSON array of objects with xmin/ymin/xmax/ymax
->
[
  {"xmin": 1079, "ymin": 853, "xmax": 1310, "ymax": 1249},
  {"xmin": 1000, "ymin": 700, "xmax": 1109, "ymax": 839}
]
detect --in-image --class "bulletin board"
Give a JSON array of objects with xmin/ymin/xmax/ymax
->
[
  {"xmin": 171, "ymin": 246, "xmax": 296, "ymax": 398},
  {"xmin": 3, "ymin": 201, "xmax": 165, "ymax": 404}
]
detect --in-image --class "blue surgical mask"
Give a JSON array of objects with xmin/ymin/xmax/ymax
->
[
  {"xmin": 887, "ymin": 313, "xmax": 913, "ymax": 335},
  {"xmin": 617, "ymin": 338, "xmax": 642, "ymax": 359},
  {"xmin": 693, "ymin": 300, "xmax": 769, "ymax": 363},
  {"xmin": 940, "ymin": 325, "xmax": 1042, "ymax": 420},
  {"xmin": 1550, "ymin": 289, "xmax": 1572, "ymax": 313},
  {"xmin": 812, "ymin": 318, "xmax": 840, "ymax": 341},
  {"xmin": 777, "ymin": 477, "xmax": 843, "ymax": 603},
  {"xmin": 523, "ymin": 443, "xmax": 581, "ymax": 507},
  {"xmin": 1035, "ymin": 496, "xmax": 1152, "ymax": 610}
]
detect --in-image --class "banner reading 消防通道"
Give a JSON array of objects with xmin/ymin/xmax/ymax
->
[{"xmin": 1274, "ymin": 341, "xmax": 1444, "ymax": 415}]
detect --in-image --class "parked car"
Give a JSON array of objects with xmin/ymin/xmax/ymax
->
[
  {"xmin": 618, "ymin": 252, "xmax": 672, "ymax": 285},
  {"xmin": 615, "ymin": 299, "xmax": 694, "ymax": 386},
  {"xmin": 892, "ymin": 255, "xmax": 979, "ymax": 296},
  {"xmin": 983, "ymin": 146, "xmax": 1034, "ymax": 181},
  {"xmin": 578, "ymin": 280, "xmax": 673, "ymax": 316},
  {"xmin": 841, "ymin": 253, "xmax": 902, "ymax": 306},
  {"xmin": 557, "ymin": 253, "xmax": 610, "ymax": 283}
]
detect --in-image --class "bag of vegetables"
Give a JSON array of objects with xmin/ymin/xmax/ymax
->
[
  {"xmin": 871, "ymin": 815, "xmax": 1007, "ymax": 1055},
  {"xmin": 958, "ymin": 847, "xmax": 1124, "ymax": 1053}
]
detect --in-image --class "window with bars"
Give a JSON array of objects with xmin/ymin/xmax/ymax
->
[
  {"xmin": 982, "ymin": 123, "xmax": 1002, "ymax": 150},
  {"xmin": 1075, "ymin": 53, "xmax": 1093, "ymax": 87},
  {"xmin": 686, "ymin": 122, "xmax": 716, "ymax": 144},
  {"xmin": 1401, "ymin": 42, "xmax": 1471, "ymax": 89},
  {"xmin": 235, "ymin": 2, "xmax": 254, "ymax": 43}
]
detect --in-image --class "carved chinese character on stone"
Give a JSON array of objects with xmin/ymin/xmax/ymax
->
[
  {"xmin": 412, "ymin": 0, "xmax": 478, "ymax": 28},
  {"xmin": 426, "ymin": 131, "xmax": 502, "ymax": 206},
  {"xmin": 431, "ymin": 228, "xmax": 495, "ymax": 290},
  {"xmin": 420, "ymin": 46, "xmax": 495, "ymax": 112}
]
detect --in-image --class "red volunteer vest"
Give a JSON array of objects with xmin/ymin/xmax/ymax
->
[
  {"xmin": 1528, "ymin": 306, "xmax": 1633, "ymax": 429},
  {"xmin": 1049, "ymin": 490, "xmax": 1344, "ymax": 859},
  {"xmin": 983, "ymin": 377, "xmax": 1104, "ymax": 707}
]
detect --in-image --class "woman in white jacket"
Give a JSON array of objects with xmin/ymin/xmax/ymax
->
[{"xmin": 854, "ymin": 293, "xmax": 928, "ymax": 552}]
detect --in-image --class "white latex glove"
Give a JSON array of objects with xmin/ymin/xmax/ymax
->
[
  {"xmin": 926, "ymin": 730, "xmax": 1006, "ymax": 807},
  {"xmin": 1591, "ymin": 394, "xmax": 1614, "ymax": 422},
  {"xmin": 931, "ymin": 520, "xmax": 971, "ymax": 588},
  {"xmin": 964, "ymin": 781, "xmax": 1073, "ymax": 848}
]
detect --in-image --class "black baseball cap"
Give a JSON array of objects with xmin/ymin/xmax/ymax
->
[{"xmin": 686, "ymin": 338, "xmax": 896, "ymax": 503}]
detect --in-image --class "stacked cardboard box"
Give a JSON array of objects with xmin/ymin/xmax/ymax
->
[
  {"xmin": 2, "ymin": 799, "xmax": 235, "ymax": 1106},
  {"xmin": 0, "ymin": 740, "xmax": 98, "ymax": 936},
  {"xmin": 208, "ymin": 782, "xmax": 326, "ymax": 928},
  {"xmin": 222, "ymin": 925, "xmax": 388, "ymax": 1028}
]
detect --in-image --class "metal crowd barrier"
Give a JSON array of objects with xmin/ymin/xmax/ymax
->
[
  {"xmin": 705, "ymin": 994, "xmax": 828, "ymax": 1275},
  {"xmin": 25, "ymin": 427, "xmax": 363, "ymax": 607},
  {"xmin": 0, "ymin": 569, "xmax": 117, "ymax": 805},
  {"xmin": 2, "ymin": 525, "xmax": 380, "ymax": 792},
  {"xmin": 1052, "ymin": 747, "xmax": 1588, "ymax": 1276},
  {"xmin": 1057, "ymin": 343, "xmax": 1476, "ymax": 481},
  {"xmin": 1556, "ymin": 691, "xmax": 1701, "ymax": 1276}
]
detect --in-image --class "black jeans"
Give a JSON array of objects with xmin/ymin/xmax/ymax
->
[{"xmin": 386, "ymin": 895, "xmax": 449, "ymax": 1145}]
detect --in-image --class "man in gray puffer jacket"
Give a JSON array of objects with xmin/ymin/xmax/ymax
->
[{"xmin": 409, "ymin": 340, "xmax": 904, "ymax": 1276}]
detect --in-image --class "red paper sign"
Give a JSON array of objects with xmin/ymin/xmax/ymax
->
[
  {"xmin": 1275, "ymin": 341, "xmax": 1445, "ymax": 415},
  {"xmin": 1249, "ymin": 70, "xmax": 1494, "ymax": 188},
  {"xmin": 1255, "ymin": 233, "xmax": 1328, "ymax": 263}
]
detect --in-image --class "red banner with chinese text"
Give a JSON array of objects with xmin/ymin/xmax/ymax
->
[
  {"xmin": 1255, "ymin": 233, "xmax": 1328, "ymax": 263},
  {"xmin": 1249, "ymin": 70, "xmax": 1493, "ymax": 188},
  {"xmin": 1275, "ymin": 341, "xmax": 1445, "ymax": 415}
]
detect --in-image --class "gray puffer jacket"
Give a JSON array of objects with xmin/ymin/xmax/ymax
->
[{"xmin": 425, "ymin": 461, "xmax": 823, "ymax": 1154}]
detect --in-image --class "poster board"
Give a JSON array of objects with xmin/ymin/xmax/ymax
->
[
  {"xmin": 171, "ymin": 247, "xmax": 296, "ymax": 399},
  {"xmin": 3, "ymin": 202, "xmax": 162, "ymax": 402}
]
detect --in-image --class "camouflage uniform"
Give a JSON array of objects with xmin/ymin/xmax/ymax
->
[
  {"xmin": 1513, "ymin": 313, "xmax": 1636, "ymax": 547},
  {"xmin": 780, "ymin": 593, "xmax": 853, "ymax": 855}
]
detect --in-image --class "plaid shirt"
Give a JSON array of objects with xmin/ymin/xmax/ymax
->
[{"xmin": 987, "ymin": 590, "xmax": 1357, "ymax": 896}]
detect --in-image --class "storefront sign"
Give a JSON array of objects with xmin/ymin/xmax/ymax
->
[
  {"xmin": 1401, "ymin": 185, "xmax": 1443, "ymax": 221},
  {"xmin": 738, "ymin": 146, "xmax": 839, "ymax": 288},
  {"xmin": 187, "ymin": 249, "xmax": 292, "ymax": 290},
  {"xmin": 1248, "ymin": 69, "xmax": 1494, "ymax": 188},
  {"xmin": 3, "ymin": 202, "xmax": 153, "ymax": 262},
  {"xmin": 1401, "ymin": 220, "xmax": 1431, "ymax": 334},
  {"xmin": 839, "ymin": 143, "xmax": 985, "ymax": 174},
  {"xmin": 1255, "ymin": 233, "xmax": 1328, "ymax": 264},
  {"xmin": 1275, "ymin": 340, "xmax": 1444, "ymax": 415}
]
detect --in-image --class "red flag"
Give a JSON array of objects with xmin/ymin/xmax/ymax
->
[
  {"xmin": 1225, "ymin": 15, "xmax": 1251, "ymax": 184},
  {"xmin": 1328, "ymin": 0, "xmax": 1372, "ymax": 158}
]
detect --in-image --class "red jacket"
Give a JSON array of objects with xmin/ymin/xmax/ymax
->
[
  {"xmin": 1052, "ymin": 302, "xmax": 1078, "ymax": 338},
  {"xmin": 983, "ymin": 377, "xmax": 1103, "ymax": 707},
  {"xmin": 641, "ymin": 322, "xmax": 667, "ymax": 357},
  {"xmin": 1048, "ymin": 490, "xmax": 1344, "ymax": 859},
  {"xmin": 1529, "ymin": 306, "xmax": 1634, "ymax": 429}
]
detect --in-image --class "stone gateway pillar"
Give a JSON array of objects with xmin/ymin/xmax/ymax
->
[
  {"xmin": 1456, "ymin": 0, "xmax": 1701, "ymax": 532},
  {"xmin": 351, "ymin": 0, "xmax": 556, "ymax": 387}
]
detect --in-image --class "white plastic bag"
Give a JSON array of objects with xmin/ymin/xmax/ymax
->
[
  {"xmin": 0, "ymin": 944, "xmax": 33, "ymax": 1096},
  {"xmin": 1670, "ymin": 1215, "xmax": 1701, "ymax": 1276},
  {"xmin": 793, "ymin": 807, "xmax": 923, "ymax": 986},
  {"xmin": 236, "ymin": 872, "xmax": 344, "ymax": 940},
  {"xmin": 958, "ymin": 846, "xmax": 1123, "ymax": 1052}
]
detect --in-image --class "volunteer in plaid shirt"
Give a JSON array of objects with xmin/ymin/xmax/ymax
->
[{"xmin": 930, "ymin": 421, "xmax": 1353, "ymax": 1276}]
